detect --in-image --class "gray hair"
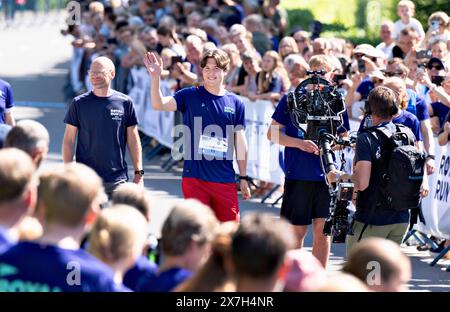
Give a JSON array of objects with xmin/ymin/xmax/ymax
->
[
  {"xmin": 5, "ymin": 119, "xmax": 50, "ymax": 155},
  {"xmin": 201, "ymin": 18, "xmax": 218, "ymax": 30},
  {"xmin": 284, "ymin": 53, "xmax": 309, "ymax": 70},
  {"xmin": 186, "ymin": 34, "xmax": 204, "ymax": 46}
]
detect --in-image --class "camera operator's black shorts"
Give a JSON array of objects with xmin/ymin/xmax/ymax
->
[{"xmin": 280, "ymin": 179, "xmax": 330, "ymax": 225}]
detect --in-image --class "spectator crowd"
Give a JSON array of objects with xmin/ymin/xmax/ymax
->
[{"xmin": 0, "ymin": 0, "xmax": 449, "ymax": 292}]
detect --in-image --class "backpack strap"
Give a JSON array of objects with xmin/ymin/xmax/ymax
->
[
  {"xmin": 393, "ymin": 124, "xmax": 416, "ymax": 146},
  {"xmin": 363, "ymin": 125, "xmax": 397, "ymax": 159}
]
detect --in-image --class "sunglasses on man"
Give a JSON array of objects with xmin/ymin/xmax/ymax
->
[{"xmin": 428, "ymin": 64, "xmax": 443, "ymax": 70}]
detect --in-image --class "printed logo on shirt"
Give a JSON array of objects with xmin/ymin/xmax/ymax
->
[
  {"xmin": 110, "ymin": 109, "xmax": 124, "ymax": 121},
  {"xmin": 0, "ymin": 264, "xmax": 18, "ymax": 277},
  {"xmin": 0, "ymin": 264, "xmax": 62, "ymax": 292},
  {"xmin": 0, "ymin": 278, "xmax": 62, "ymax": 292},
  {"xmin": 224, "ymin": 106, "xmax": 235, "ymax": 114},
  {"xmin": 376, "ymin": 147, "xmax": 381, "ymax": 160}
]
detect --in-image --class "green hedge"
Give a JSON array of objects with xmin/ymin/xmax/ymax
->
[
  {"xmin": 286, "ymin": 0, "xmax": 446, "ymax": 45},
  {"xmin": 284, "ymin": 0, "xmax": 397, "ymax": 45},
  {"xmin": 414, "ymin": 0, "xmax": 449, "ymax": 27}
]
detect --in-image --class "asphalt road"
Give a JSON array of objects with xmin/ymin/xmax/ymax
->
[{"xmin": 1, "ymin": 11, "xmax": 449, "ymax": 291}]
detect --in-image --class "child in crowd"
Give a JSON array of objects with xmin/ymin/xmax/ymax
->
[
  {"xmin": 392, "ymin": 0, "xmax": 425, "ymax": 42},
  {"xmin": 423, "ymin": 12, "xmax": 450, "ymax": 49},
  {"xmin": 111, "ymin": 183, "xmax": 159, "ymax": 291},
  {"xmin": 249, "ymin": 50, "xmax": 289, "ymax": 103},
  {"xmin": 88, "ymin": 205, "xmax": 148, "ymax": 287},
  {"xmin": 278, "ymin": 36, "xmax": 299, "ymax": 60}
]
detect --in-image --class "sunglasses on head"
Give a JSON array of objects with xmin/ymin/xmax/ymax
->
[{"xmin": 428, "ymin": 64, "xmax": 443, "ymax": 70}]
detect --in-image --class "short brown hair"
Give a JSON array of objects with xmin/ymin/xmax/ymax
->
[
  {"xmin": 112, "ymin": 183, "xmax": 151, "ymax": 221},
  {"xmin": 5, "ymin": 119, "xmax": 49, "ymax": 155},
  {"xmin": 367, "ymin": 86, "xmax": 398, "ymax": 118},
  {"xmin": 200, "ymin": 48, "xmax": 230, "ymax": 71},
  {"xmin": 387, "ymin": 58, "xmax": 409, "ymax": 77},
  {"xmin": 160, "ymin": 199, "xmax": 218, "ymax": 256},
  {"xmin": 38, "ymin": 163, "xmax": 103, "ymax": 227},
  {"xmin": 343, "ymin": 238, "xmax": 410, "ymax": 286},
  {"xmin": 0, "ymin": 148, "xmax": 35, "ymax": 204},
  {"xmin": 400, "ymin": 27, "xmax": 418, "ymax": 39},
  {"xmin": 231, "ymin": 213, "xmax": 296, "ymax": 279}
]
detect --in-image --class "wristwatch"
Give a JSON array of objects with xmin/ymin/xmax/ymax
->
[
  {"xmin": 238, "ymin": 175, "xmax": 249, "ymax": 181},
  {"xmin": 426, "ymin": 154, "xmax": 435, "ymax": 161},
  {"xmin": 135, "ymin": 169, "xmax": 145, "ymax": 175}
]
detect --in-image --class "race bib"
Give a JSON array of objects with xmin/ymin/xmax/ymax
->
[{"xmin": 198, "ymin": 135, "xmax": 228, "ymax": 158}]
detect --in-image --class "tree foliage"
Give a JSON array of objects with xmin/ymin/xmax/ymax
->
[{"xmin": 414, "ymin": 0, "xmax": 449, "ymax": 28}]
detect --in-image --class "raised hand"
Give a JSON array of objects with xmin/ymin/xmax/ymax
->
[{"xmin": 143, "ymin": 52, "xmax": 163, "ymax": 78}]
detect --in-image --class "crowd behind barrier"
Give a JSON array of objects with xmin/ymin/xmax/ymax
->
[
  {"xmin": 55, "ymin": 0, "xmax": 450, "ymax": 277},
  {"xmin": 1, "ymin": 1, "xmax": 450, "ymax": 297},
  {"xmin": 129, "ymin": 66, "xmax": 175, "ymax": 148}
]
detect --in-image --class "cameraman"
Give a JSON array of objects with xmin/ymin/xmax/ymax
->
[
  {"xmin": 328, "ymin": 86, "xmax": 416, "ymax": 253},
  {"xmin": 267, "ymin": 55, "xmax": 345, "ymax": 267}
]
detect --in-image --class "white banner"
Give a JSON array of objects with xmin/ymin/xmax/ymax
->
[
  {"xmin": 128, "ymin": 66, "xmax": 150, "ymax": 126},
  {"xmin": 235, "ymin": 97, "xmax": 285, "ymax": 185},
  {"xmin": 417, "ymin": 143, "xmax": 450, "ymax": 240},
  {"xmin": 129, "ymin": 66, "xmax": 175, "ymax": 149}
]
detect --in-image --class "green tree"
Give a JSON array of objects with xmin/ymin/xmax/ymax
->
[
  {"xmin": 286, "ymin": 8, "xmax": 315, "ymax": 33},
  {"xmin": 414, "ymin": 0, "xmax": 449, "ymax": 28}
]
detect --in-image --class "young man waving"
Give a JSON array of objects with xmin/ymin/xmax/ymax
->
[{"xmin": 144, "ymin": 48, "xmax": 251, "ymax": 222}]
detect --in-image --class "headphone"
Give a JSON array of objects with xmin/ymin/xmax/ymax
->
[{"xmin": 364, "ymin": 87, "xmax": 399, "ymax": 117}]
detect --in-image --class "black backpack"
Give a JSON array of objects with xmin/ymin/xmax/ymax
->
[{"xmin": 366, "ymin": 124, "xmax": 425, "ymax": 211}]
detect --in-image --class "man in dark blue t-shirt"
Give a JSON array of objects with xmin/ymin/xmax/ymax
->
[
  {"xmin": 144, "ymin": 48, "xmax": 250, "ymax": 222},
  {"xmin": 327, "ymin": 87, "xmax": 425, "ymax": 254},
  {"xmin": 0, "ymin": 163, "xmax": 128, "ymax": 292},
  {"xmin": 0, "ymin": 78, "xmax": 16, "ymax": 126},
  {"xmin": 63, "ymin": 57, "xmax": 143, "ymax": 197}
]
